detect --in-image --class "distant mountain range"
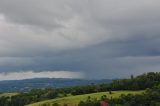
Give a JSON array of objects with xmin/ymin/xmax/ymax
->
[{"xmin": 0, "ymin": 78, "xmax": 112, "ymax": 92}]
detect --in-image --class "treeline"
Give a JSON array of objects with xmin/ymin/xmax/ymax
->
[
  {"xmin": 114, "ymin": 85, "xmax": 160, "ymax": 106},
  {"xmin": 0, "ymin": 88, "xmax": 60, "ymax": 106},
  {"xmin": 77, "ymin": 84, "xmax": 160, "ymax": 106},
  {"xmin": 111, "ymin": 72, "xmax": 160, "ymax": 90},
  {"xmin": 71, "ymin": 72, "xmax": 160, "ymax": 95},
  {"xmin": 0, "ymin": 72, "xmax": 160, "ymax": 106}
]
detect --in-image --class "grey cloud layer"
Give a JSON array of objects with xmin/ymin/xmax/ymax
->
[{"xmin": 0, "ymin": 0, "xmax": 160, "ymax": 79}]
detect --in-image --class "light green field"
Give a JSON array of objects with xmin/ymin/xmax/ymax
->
[
  {"xmin": 27, "ymin": 90, "xmax": 144, "ymax": 106},
  {"xmin": 0, "ymin": 93, "xmax": 18, "ymax": 97}
]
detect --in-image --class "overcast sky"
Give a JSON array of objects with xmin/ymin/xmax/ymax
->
[{"xmin": 0, "ymin": 0, "xmax": 160, "ymax": 80}]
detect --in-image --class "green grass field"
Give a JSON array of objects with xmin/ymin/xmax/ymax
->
[
  {"xmin": 27, "ymin": 90, "xmax": 144, "ymax": 106},
  {"xmin": 0, "ymin": 93, "xmax": 18, "ymax": 97}
]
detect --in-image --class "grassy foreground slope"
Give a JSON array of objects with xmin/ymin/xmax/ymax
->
[{"xmin": 27, "ymin": 90, "xmax": 144, "ymax": 106}]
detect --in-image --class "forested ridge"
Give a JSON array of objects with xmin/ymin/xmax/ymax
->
[
  {"xmin": 1, "ymin": 72, "xmax": 160, "ymax": 106},
  {"xmin": 0, "ymin": 78, "xmax": 112, "ymax": 92}
]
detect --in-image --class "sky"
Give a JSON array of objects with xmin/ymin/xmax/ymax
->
[{"xmin": 0, "ymin": 0, "xmax": 160, "ymax": 80}]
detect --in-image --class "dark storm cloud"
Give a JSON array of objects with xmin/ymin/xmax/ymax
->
[{"xmin": 0, "ymin": 0, "xmax": 160, "ymax": 80}]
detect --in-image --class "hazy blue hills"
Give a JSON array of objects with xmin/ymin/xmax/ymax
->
[{"xmin": 0, "ymin": 78, "xmax": 112, "ymax": 92}]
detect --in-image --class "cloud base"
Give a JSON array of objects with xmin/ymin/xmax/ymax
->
[{"xmin": 0, "ymin": 71, "xmax": 84, "ymax": 81}]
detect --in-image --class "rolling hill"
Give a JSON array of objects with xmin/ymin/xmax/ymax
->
[
  {"xmin": 0, "ymin": 78, "xmax": 112, "ymax": 92},
  {"xmin": 27, "ymin": 90, "xmax": 144, "ymax": 106}
]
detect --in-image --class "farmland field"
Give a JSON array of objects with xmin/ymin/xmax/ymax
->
[
  {"xmin": 27, "ymin": 90, "xmax": 144, "ymax": 106},
  {"xmin": 0, "ymin": 93, "xmax": 18, "ymax": 97}
]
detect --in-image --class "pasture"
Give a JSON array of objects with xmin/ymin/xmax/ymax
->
[{"xmin": 27, "ymin": 90, "xmax": 144, "ymax": 106}]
